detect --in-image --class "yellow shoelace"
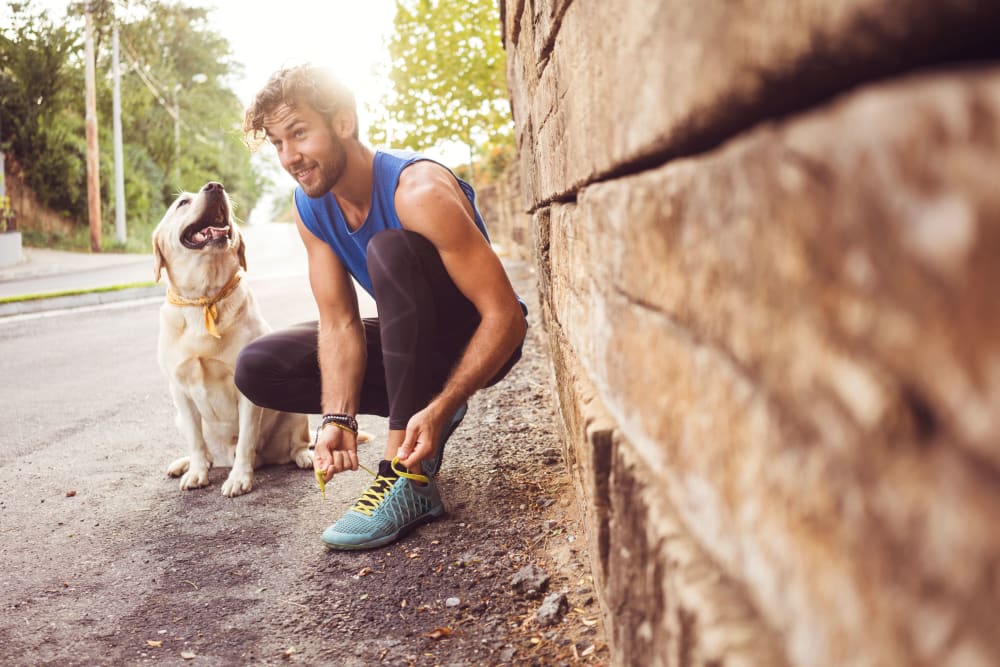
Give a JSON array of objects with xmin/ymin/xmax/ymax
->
[{"xmin": 315, "ymin": 457, "xmax": 428, "ymax": 507}]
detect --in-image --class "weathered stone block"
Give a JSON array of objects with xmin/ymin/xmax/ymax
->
[
  {"xmin": 503, "ymin": 0, "xmax": 1000, "ymax": 206},
  {"xmin": 543, "ymin": 297, "xmax": 789, "ymax": 666}
]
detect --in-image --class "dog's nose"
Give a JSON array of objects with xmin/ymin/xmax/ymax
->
[{"xmin": 202, "ymin": 182, "xmax": 225, "ymax": 193}]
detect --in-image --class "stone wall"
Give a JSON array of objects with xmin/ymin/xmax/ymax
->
[
  {"xmin": 476, "ymin": 164, "xmax": 533, "ymax": 260},
  {"xmin": 501, "ymin": 1, "xmax": 1000, "ymax": 665}
]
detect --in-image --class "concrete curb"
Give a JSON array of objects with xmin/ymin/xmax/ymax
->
[{"xmin": 0, "ymin": 284, "xmax": 165, "ymax": 318}]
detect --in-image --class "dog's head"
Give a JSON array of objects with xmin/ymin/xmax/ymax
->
[{"xmin": 152, "ymin": 182, "xmax": 246, "ymax": 284}]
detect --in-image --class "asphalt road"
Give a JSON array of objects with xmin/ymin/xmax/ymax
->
[{"xmin": 0, "ymin": 253, "xmax": 388, "ymax": 663}]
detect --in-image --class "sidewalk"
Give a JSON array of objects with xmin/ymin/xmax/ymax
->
[
  {"xmin": 0, "ymin": 224, "xmax": 306, "ymax": 317},
  {"xmin": 0, "ymin": 246, "xmax": 163, "ymax": 317}
]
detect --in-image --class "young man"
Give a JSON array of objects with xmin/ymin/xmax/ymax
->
[{"xmin": 237, "ymin": 64, "xmax": 527, "ymax": 550}]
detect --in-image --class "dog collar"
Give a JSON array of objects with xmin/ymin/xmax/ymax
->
[{"xmin": 166, "ymin": 271, "xmax": 243, "ymax": 339}]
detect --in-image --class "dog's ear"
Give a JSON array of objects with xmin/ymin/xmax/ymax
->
[
  {"xmin": 237, "ymin": 230, "xmax": 248, "ymax": 272},
  {"xmin": 152, "ymin": 228, "xmax": 167, "ymax": 282}
]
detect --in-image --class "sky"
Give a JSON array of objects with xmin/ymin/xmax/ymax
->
[
  {"xmin": 27, "ymin": 0, "xmax": 400, "ymax": 137},
  {"xmin": 205, "ymin": 0, "xmax": 398, "ymax": 130}
]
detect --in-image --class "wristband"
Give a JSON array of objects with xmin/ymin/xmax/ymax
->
[
  {"xmin": 314, "ymin": 413, "xmax": 359, "ymax": 445},
  {"xmin": 321, "ymin": 413, "xmax": 358, "ymax": 434}
]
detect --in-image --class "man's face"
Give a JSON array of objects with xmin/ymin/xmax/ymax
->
[{"xmin": 263, "ymin": 103, "xmax": 347, "ymax": 198}]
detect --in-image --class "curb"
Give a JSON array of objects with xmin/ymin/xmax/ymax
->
[{"xmin": 0, "ymin": 284, "xmax": 165, "ymax": 318}]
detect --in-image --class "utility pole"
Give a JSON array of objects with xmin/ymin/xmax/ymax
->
[
  {"xmin": 84, "ymin": 5, "xmax": 102, "ymax": 252},
  {"xmin": 173, "ymin": 85, "xmax": 181, "ymax": 187},
  {"xmin": 112, "ymin": 13, "xmax": 126, "ymax": 244}
]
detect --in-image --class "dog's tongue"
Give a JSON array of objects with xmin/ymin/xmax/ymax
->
[{"xmin": 192, "ymin": 226, "xmax": 229, "ymax": 244}]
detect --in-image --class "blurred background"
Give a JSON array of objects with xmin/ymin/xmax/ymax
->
[{"xmin": 0, "ymin": 0, "xmax": 515, "ymax": 254}]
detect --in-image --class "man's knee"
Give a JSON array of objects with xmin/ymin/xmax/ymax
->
[
  {"xmin": 366, "ymin": 229, "xmax": 435, "ymax": 281},
  {"xmin": 233, "ymin": 341, "xmax": 266, "ymax": 402}
]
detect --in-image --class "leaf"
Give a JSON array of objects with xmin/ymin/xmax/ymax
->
[
  {"xmin": 358, "ymin": 566, "xmax": 373, "ymax": 577},
  {"xmin": 423, "ymin": 627, "xmax": 453, "ymax": 640},
  {"xmin": 315, "ymin": 469, "xmax": 326, "ymax": 500},
  {"xmin": 145, "ymin": 640, "xmax": 163, "ymax": 648}
]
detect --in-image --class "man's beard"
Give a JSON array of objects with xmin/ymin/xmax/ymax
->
[{"xmin": 299, "ymin": 134, "xmax": 348, "ymax": 198}]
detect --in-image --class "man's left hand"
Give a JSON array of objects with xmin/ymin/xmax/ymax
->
[{"xmin": 397, "ymin": 404, "xmax": 447, "ymax": 474}]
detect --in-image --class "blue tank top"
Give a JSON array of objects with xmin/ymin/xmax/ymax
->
[{"xmin": 295, "ymin": 149, "xmax": 496, "ymax": 297}]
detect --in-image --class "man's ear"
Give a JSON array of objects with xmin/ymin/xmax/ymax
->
[{"xmin": 333, "ymin": 108, "xmax": 357, "ymax": 139}]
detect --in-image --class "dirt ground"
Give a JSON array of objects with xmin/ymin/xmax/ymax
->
[{"xmin": 0, "ymin": 261, "xmax": 609, "ymax": 666}]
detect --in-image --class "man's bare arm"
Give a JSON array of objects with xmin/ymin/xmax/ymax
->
[
  {"xmin": 294, "ymin": 206, "xmax": 367, "ymax": 479},
  {"xmin": 393, "ymin": 161, "xmax": 527, "ymax": 468}
]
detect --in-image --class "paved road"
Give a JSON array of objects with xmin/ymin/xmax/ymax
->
[{"xmin": 0, "ymin": 236, "xmax": 385, "ymax": 663}]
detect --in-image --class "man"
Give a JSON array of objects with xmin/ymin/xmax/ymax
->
[{"xmin": 237, "ymin": 64, "xmax": 527, "ymax": 550}]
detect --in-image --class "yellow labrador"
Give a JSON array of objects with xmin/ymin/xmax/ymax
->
[{"xmin": 152, "ymin": 181, "xmax": 312, "ymax": 497}]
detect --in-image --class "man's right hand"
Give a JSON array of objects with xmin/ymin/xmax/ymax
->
[{"xmin": 314, "ymin": 426, "xmax": 359, "ymax": 482}]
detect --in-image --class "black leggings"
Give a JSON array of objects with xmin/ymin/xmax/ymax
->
[{"xmin": 235, "ymin": 229, "xmax": 523, "ymax": 430}]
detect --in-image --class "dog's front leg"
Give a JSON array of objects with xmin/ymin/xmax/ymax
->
[
  {"xmin": 221, "ymin": 395, "xmax": 260, "ymax": 497},
  {"xmin": 166, "ymin": 384, "xmax": 213, "ymax": 490}
]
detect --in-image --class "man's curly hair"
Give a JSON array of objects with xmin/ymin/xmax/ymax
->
[{"xmin": 243, "ymin": 64, "xmax": 358, "ymax": 150}]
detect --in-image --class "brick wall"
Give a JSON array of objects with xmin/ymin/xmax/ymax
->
[{"xmin": 501, "ymin": 1, "xmax": 1000, "ymax": 665}]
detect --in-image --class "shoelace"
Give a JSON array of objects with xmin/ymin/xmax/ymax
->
[
  {"xmin": 316, "ymin": 458, "xmax": 429, "ymax": 510},
  {"xmin": 352, "ymin": 458, "xmax": 430, "ymax": 516}
]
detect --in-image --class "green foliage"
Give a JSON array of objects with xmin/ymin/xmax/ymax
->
[
  {"xmin": 0, "ymin": 0, "xmax": 265, "ymax": 251},
  {"xmin": 0, "ymin": 1, "xmax": 86, "ymax": 215},
  {"xmin": 368, "ymin": 0, "xmax": 514, "ymax": 169}
]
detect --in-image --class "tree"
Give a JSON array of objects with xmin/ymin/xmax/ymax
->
[
  {"xmin": 0, "ymin": 0, "xmax": 265, "ymax": 251},
  {"xmin": 0, "ymin": 1, "xmax": 87, "ymax": 216},
  {"xmin": 368, "ymin": 0, "xmax": 513, "ymax": 180},
  {"xmin": 105, "ymin": 0, "xmax": 263, "ymax": 211}
]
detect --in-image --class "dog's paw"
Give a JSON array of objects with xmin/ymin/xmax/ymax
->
[
  {"xmin": 166, "ymin": 456, "xmax": 190, "ymax": 477},
  {"xmin": 221, "ymin": 468, "xmax": 253, "ymax": 497},
  {"xmin": 358, "ymin": 430, "xmax": 374, "ymax": 444},
  {"xmin": 293, "ymin": 448, "xmax": 314, "ymax": 469},
  {"xmin": 178, "ymin": 466, "xmax": 210, "ymax": 490}
]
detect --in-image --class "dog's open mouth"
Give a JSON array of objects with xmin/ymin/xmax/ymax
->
[{"xmin": 181, "ymin": 205, "xmax": 231, "ymax": 250}]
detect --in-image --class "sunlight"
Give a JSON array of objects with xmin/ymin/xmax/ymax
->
[{"xmin": 208, "ymin": 0, "xmax": 398, "ymax": 141}]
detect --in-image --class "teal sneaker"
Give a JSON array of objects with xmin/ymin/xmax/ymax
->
[
  {"xmin": 424, "ymin": 402, "xmax": 468, "ymax": 476},
  {"xmin": 321, "ymin": 458, "xmax": 444, "ymax": 550}
]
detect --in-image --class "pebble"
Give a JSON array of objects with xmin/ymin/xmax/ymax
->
[
  {"xmin": 536, "ymin": 592, "xmax": 569, "ymax": 627},
  {"xmin": 445, "ymin": 597, "xmax": 461, "ymax": 607},
  {"xmin": 510, "ymin": 564, "xmax": 551, "ymax": 599}
]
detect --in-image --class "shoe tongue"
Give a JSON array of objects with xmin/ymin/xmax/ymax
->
[{"xmin": 378, "ymin": 459, "xmax": 400, "ymax": 478}]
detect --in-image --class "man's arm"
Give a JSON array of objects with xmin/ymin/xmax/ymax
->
[
  {"xmin": 295, "ymin": 205, "xmax": 367, "ymax": 480},
  {"xmin": 393, "ymin": 161, "xmax": 528, "ymax": 469}
]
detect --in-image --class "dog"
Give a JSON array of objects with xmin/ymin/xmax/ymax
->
[{"xmin": 152, "ymin": 181, "xmax": 312, "ymax": 497}]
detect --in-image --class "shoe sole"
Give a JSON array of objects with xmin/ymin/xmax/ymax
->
[
  {"xmin": 431, "ymin": 403, "xmax": 468, "ymax": 475},
  {"xmin": 322, "ymin": 504, "xmax": 446, "ymax": 551}
]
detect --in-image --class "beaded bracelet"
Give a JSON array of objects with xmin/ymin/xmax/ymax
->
[
  {"xmin": 321, "ymin": 413, "xmax": 358, "ymax": 434},
  {"xmin": 314, "ymin": 412, "xmax": 359, "ymax": 445}
]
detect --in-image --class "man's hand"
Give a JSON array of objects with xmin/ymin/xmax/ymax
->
[
  {"xmin": 314, "ymin": 426, "xmax": 359, "ymax": 482},
  {"xmin": 397, "ymin": 403, "xmax": 449, "ymax": 474}
]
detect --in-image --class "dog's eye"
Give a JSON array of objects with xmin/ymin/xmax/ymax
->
[{"xmin": 176, "ymin": 198, "xmax": 191, "ymax": 208}]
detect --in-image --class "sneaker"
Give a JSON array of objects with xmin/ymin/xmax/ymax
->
[
  {"xmin": 321, "ymin": 458, "xmax": 444, "ymax": 550},
  {"xmin": 424, "ymin": 402, "xmax": 468, "ymax": 476}
]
